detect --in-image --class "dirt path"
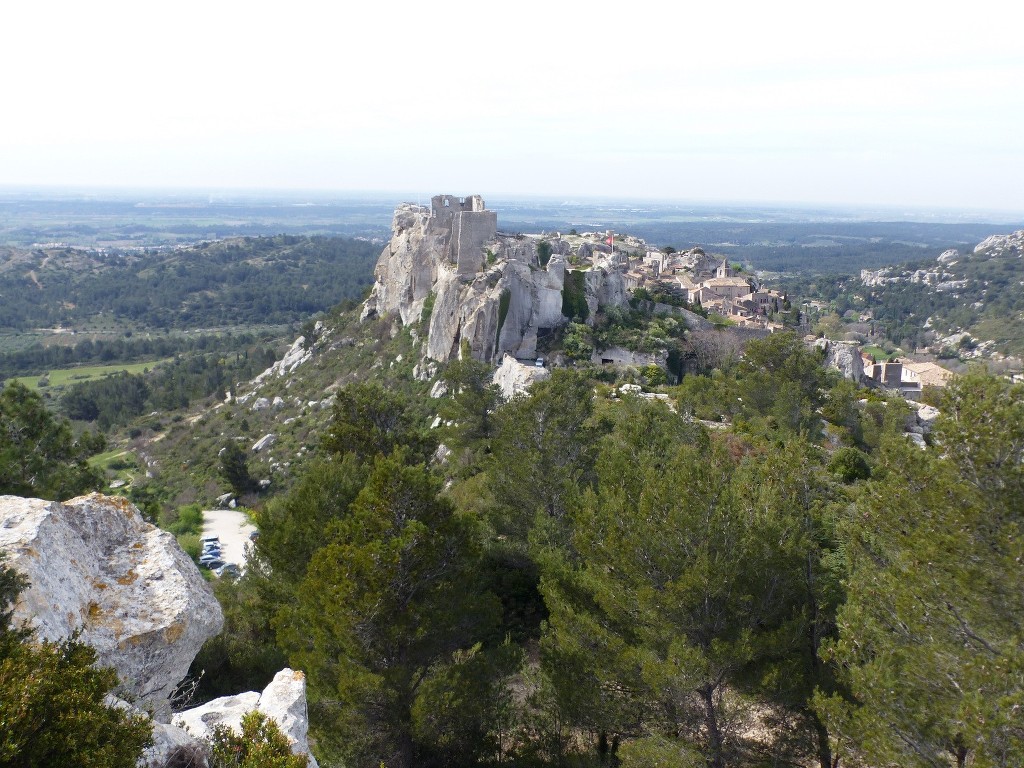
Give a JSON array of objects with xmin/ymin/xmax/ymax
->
[{"xmin": 201, "ymin": 509, "xmax": 257, "ymax": 571}]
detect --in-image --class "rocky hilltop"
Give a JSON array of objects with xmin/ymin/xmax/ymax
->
[
  {"xmin": 858, "ymin": 229, "xmax": 1024, "ymax": 363},
  {"xmin": 361, "ymin": 195, "xmax": 625, "ymax": 364}
]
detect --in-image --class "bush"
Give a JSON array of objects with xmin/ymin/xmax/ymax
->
[
  {"xmin": 537, "ymin": 240, "xmax": 553, "ymax": 268},
  {"xmin": 828, "ymin": 446, "xmax": 872, "ymax": 483},
  {"xmin": 209, "ymin": 711, "xmax": 307, "ymax": 768},
  {"xmin": 159, "ymin": 504, "xmax": 204, "ymax": 537},
  {"xmin": 177, "ymin": 534, "xmax": 201, "ymax": 560},
  {"xmin": 0, "ymin": 555, "xmax": 153, "ymax": 767}
]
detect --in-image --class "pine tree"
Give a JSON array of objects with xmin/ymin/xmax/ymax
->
[
  {"xmin": 278, "ymin": 453, "xmax": 500, "ymax": 767},
  {"xmin": 817, "ymin": 373, "xmax": 1024, "ymax": 767}
]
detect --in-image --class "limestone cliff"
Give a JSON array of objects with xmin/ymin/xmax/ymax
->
[{"xmin": 362, "ymin": 195, "xmax": 625, "ymax": 364}]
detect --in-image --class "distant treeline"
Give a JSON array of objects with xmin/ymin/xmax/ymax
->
[
  {"xmin": 60, "ymin": 345, "xmax": 279, "ymax": 430},
  {"xmin": 0, "ymin": 333, "xmax": 256, "ymax": 379},
  {"xmin": 0, "ymin": 235, "xmax": 378, "ymax": 331}
]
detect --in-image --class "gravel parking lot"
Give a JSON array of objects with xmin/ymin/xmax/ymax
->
[{"xmin": 201, "ymin": 509, "xmax": 257, "ymax": 572}]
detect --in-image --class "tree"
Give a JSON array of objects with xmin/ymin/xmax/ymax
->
[
  {"xmin": 0, "ymin": 555, "xmax": 152, "ymax": 767},
  {"xmin": 488, "ymin": 370, "xmax": 603, "ymax": 539},
  {"xmin": 817, "ymin": 373, "xmax": 1024, "ymax": 767},
  {"xmin": 438, "ymin": 344, "xmax": 503, "ymax": 461},
  {"xmin": 562, "ymin": 322, "xmax": 593, "ymax": 363},
  {"xmin": 0, "ymin": 380, "xmax": 103, "ymax": 499},
  {"xmin": 277, "ymin": 453, "xmax": 500, "ymax": 767},
  {"xmin": 735, "ymin": 332, "xmax": 827, "ymax": 436},
  {"xmin": 539, "ymin": 435, "xmax": 827, "ymax": 767},
  {"xmin": 321, "ymin": 383, "xmax": 434, "ymax": 465},
  {"xmin": 219, "ymin": 439, "xmax": 257, "ymax": 496},
  {"xmin": 253, "ymin": 455, "xmax": 367, "ymax": 585}
]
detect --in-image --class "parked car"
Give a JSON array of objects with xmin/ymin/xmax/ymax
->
[
  {"xmin": 199, "ymin": 553, "xmax": 224, "ymax": 569},
  {"xmin": 214, "ymin": 563, "xmax": 240, "ymax": 579}
]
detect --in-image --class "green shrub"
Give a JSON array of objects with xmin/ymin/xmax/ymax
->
[
  {"xmin": 561, "ymin": 270, "xmax": 589, "ymax": 322},
  {"xmin": 177, "ymin": 533, "xmax": 201, "ymax": 560},
  {"xmin": 420, "ymin": 291, "xmax": 436, "ymax": 329},
  {"xmin": 537, "ymin": 240, "xmax": 553, "ymax": 268},
  {"xmin": 159, "ymin": 503, "xmax": 204, "ymax": 537},
  {"xmin": 209, "ymin": 710, "xmax": 307, "ymax": 768},
  {"xmin": 828, "ymin": 446, "xmax": 872, "ymax": 483}
]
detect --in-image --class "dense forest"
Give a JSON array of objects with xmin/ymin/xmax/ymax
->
[{"xmin": 0, "ymin": 235, "xmax": 378, "ymax": 332}]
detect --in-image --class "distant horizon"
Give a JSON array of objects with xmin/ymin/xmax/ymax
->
[{"xmin": 2, "ymin": 184, "xmax": 1023, "ymax": 226}]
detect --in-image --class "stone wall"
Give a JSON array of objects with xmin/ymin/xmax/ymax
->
[{"xmin": 453, "ymin": 208, "xmax": 498, "ymax": 275}]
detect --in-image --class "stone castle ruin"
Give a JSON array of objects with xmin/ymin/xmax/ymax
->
[
  {"xmin": 362, "ymin": 193, "xmax": 617, "ymax": 365},
  {"xmin": 429, "ymin": 195, "xmax": 498, "ymax": 276}
]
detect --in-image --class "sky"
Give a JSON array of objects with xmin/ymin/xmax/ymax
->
[{"xmin": 3, "ymin": 1, "xmax": 1024, "ymax": 212}]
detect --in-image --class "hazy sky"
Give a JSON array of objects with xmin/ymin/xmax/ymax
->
[{"xmin": 4, "ymin": 1, "xmax": 1023, "ymax": 211}]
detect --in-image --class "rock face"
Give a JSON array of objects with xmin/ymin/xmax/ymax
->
[
  {"xmin": 815, "ymin": 339, "xmax": 865, "ymax": 382},
  {"xmin": 973, "ymin": 229, "xmax": 1024, "ymax": 258},
  {"xmin": 0, "ymin": 493, "xmax": 224, "ymax": 721},
  {"xmin": 362, "ymin": 196, "xmax": 626, "ymax": 364},
  {"xmin": 492, "ymin": 353, "xmax": 551, "ymax": 399},
  {"xmin": 172, "ymin": 669, "xmax": 318, "ymax": 767}
]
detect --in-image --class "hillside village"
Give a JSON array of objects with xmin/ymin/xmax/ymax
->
[{"xmin": 360, "ymin": 195, "xmax": 961, "ymax": 403}]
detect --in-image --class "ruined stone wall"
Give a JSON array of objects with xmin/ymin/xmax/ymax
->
[
  {"xmin": 453, "ymin": 209, "xmax": 498, "ymax": 275},
  {"xmin": 431, "ymin": 194, "xmax": 486, "ymax": 217}
]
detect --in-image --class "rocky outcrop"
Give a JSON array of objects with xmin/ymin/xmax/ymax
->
[
  {"xmin": 492, "ymin": 353, "xmax": 550, "ymax": 399},
  {"xmin": 361, "ymin": 203, "xmax": 448, "ymax": 326},
  {"xmin": 592, "ymin": 346, "xmax": 669, "ymax": 368},
  {"xmin": 251, "ymin": 329, "xmax": 317, "ymax": 386},
  {"xmin": 973, "ymin": 229, "xmax": 1024, "ymax": 258},
  {"xmin": 363, "ymin": 197, "xmax": 627, "ymax": 364},
  {"xmin": 171, "ymin": 669, "xmax": 317, "ymax": 767},
  {"xmin": 814, "ymin": 339, "xmax": 864, "ymax": 382},
  {"xmin": 0, "ymin": 493, "xmax": 223, "ymax": 721}
]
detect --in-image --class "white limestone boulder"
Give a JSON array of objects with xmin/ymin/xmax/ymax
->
[
  {"xmin": 173, "ymin": 669, "xmax": 317, "ymax": 767},
  {"xmin": 0, "ymin": 493, "xmax": 224, "ymax": 721},
  {"xmin": 251, "ymin": 336, "xmax": 313, "ymax": 387},
  {"xmin": 251, "ymin": 433, "xmax": 277, "ymax": 452},
  {"xmin": 492, "ymin": 354, "xmax": 550, "ymax": 399}
]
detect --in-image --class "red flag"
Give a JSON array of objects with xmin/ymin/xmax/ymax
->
[{"xmin": 606, "ymin": 234, "xmax": 614, "ymax": 246}]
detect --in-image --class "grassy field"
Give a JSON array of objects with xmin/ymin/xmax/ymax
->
[
  {"xmin": 13, "ymin": 359, "xmax": 171, "ymax": 390},
  {"xmin": 860, "ymin": 345, "xmax": 894, "ymax": 361},
  {"xmin": 87, "ymin": 447, "xmax": 141, "ymax": 491}
]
